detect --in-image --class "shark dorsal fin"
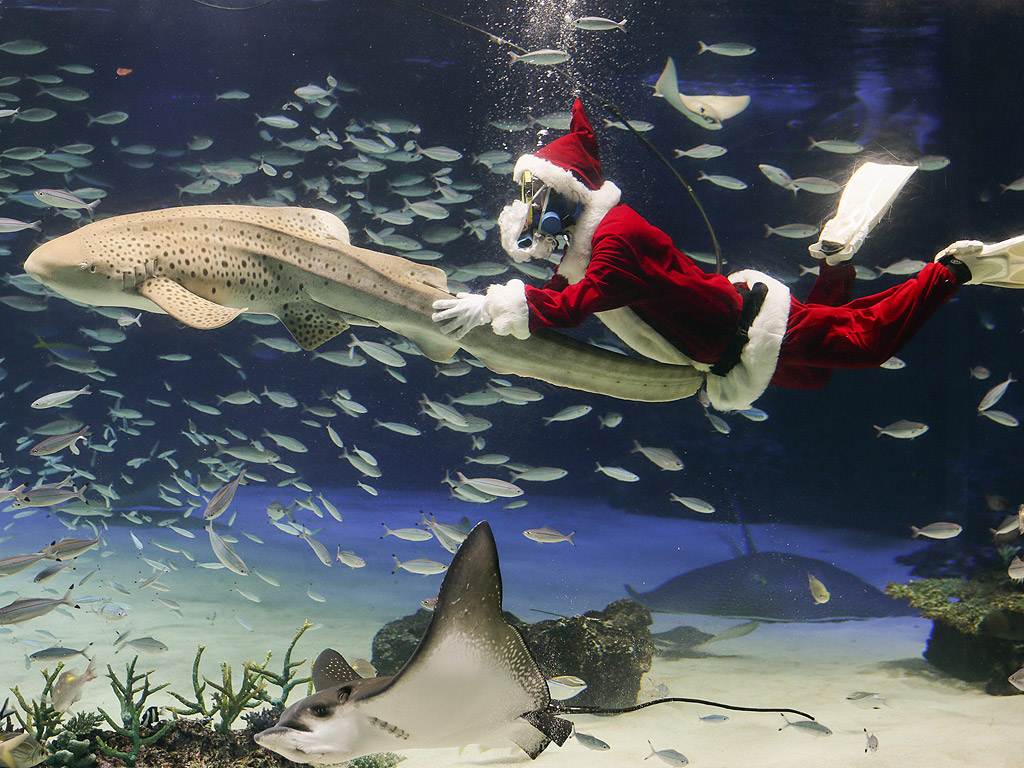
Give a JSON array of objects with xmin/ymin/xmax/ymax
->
[
  {"xmin": 138, "ymin": 277, "xmax": 246, "ymax": 329},
  {"xmin": 312, "ymin": 649, "xmax": 363, "ymax": 691}
]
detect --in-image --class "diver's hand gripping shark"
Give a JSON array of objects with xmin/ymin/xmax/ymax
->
[
  {"xmin": 24, "ymin": 205, "xmax": 704, "ymax": 402},
  {"xmin": 254, "ymin": 521, "xmax": 813, "ymax": 764}
]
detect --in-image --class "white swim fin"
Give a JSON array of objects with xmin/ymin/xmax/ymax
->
[
  {"xmin": 808, "ymin": 162, "xmax": 918, "ymax": 264},
  {"xmin": 935, "ymin": 236, "xmax": 1024, "ymax": 288}
]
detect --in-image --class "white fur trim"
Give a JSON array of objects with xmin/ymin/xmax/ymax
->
[
  {"xmin": 497, "ymin": 200, "xmax": 556, "ymax": 263},
  {"xmin": 514, "ymin": 154, "xmax": 592, "ymax": 203},
  {"xmin": 486, "ymin": 279, "xmax": 531, "ymax": 339},
  {"xmin": 512, "ymin": 153, "xmax": 622, "ymax": 283},
  {"xmin": 705, "ymin": 269, "xmax": 791, "ymax": 412},
  {"xmin": 556, "ymin": 181, "xmax": 621, "ymax": 283}
]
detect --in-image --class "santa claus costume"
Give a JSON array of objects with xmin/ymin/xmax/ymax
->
[{"xmin": 432, "ymin": 99, "xmax": 1024, "ymax": 411}]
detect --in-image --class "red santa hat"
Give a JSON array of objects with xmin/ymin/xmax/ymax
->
[
  {"xmin": 511, "ymin": 99, "xmax": 622, "ymax": 282},
  {"xmin": 514, "ymin": 99, "xmax": 614, "ymax": 200}
]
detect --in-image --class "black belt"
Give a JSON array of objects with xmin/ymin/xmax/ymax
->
[{"xmin": 709, "ymin": 282, "xmax": 768, "ymax": 377}]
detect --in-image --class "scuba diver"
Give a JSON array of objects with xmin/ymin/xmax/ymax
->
[{"xmin": 431, "ymin": 98, "xmax": 1024, "ymax": 411}]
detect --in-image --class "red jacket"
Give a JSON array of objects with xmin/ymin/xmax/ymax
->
[{"xmin": 523, "ymin": 204, "xmax": 743, "ymax": 364}]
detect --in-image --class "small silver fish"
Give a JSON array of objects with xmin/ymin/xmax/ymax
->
[
  {"xmin": 873, "ymin": 420, "xmax": 929, "ymax": 439},
  {"xmin": 115, "ymin": 636, "xmax": 168, "ymax": 654},
  {"xmin": 543, "ymin": 404, "xmax": 592, "ymax": 424},
  {"xmin": 846, "ymin": 691, "xmax": 887, "ymax": 709},
  {"xmin": 391, "ymin": 556, "xmax": 448, "ymax": 576},
  {"xmin": 573, "ymin": 16, "xmax": 627, "ymax": 32},
  {"xmin": 695, "ymin": 620, "xmax": 760, "ymax": 646},
  {"xmin": 573, "ymin": 730, "xmax": 611, "ymax": 749},
  {"xmin": 523, "ymin": 526, "xmax": 576, "ymax": 546},
  {"xmin": 595, "ymin": 463, "xmax": 640, "ymax": 482},
  {"xmin": 979, "ymin": 409, "xmax": 1019, "ymax": 427},
  {"xmin": 336, "ymin": 549, "xmax": 366, "ymax": 569},
  {"xmin": 207, "ymin": 523, "xmax": 250, "ymax": 575},
  {"xmin": 697, "ymin": 171, "xmax": 747, "ymax": 190},
  {"xmin": 778, "ymin": 715, "xmax": 832, "ymax": 736},
  {"xmin": 630, "ymin": 441, "xmax": 683, "ymax": 471},
  {"xmin": 454, "ymin": 472, "xmax": 523, "ymax": 498},
  {"xmin": 29, "ymin": 644, "xmax": 91, "ymax": 662},
  {"xmin": 669, "ymin": 494, "xmax": 715, "ymax": 514},
  {"xmin": 32, "ymin": 561, "xmax": 74, "ymax": 583},
  {"xmin": 507, "ymin": 48, "xmax": 570, "ymax": 66},
  {"xmin": 978, "ymin": 373, "xmax": 1015, "ymax": 411},
  {"xmin": 203, "ymin": 468, "xmax": 247, "ymax": 521},
  {"xmin": 41, "ymin": 536, "xmax": 100, "ymax": 560},
  {"xmin": 645, "ymin": 740, "xmax": 689, "ymax": 765},
  {"xmin": 33, "ymin": 188, "xmax": 99, "ymax": 211},
  {"xmin": 864, "ymin": 728, "xmax": 879, "ymax": 753},
  {"xmin": 697, "ymin": 41, "xmax": 755, "ymax": 57},
  {"xmin": 673, "ymin": 144, "xmax": 727, "ymax": 160},
  {"xmin": 910, "ymin": 522, "xmax": 962, "ymax": 540},
  {"xmin": 0, "ymin": 587, "xmax": 78, "ymax": 624},
  {"xmin": 807, "ymin": 137, "xmax": 864, "ymax": 154}
]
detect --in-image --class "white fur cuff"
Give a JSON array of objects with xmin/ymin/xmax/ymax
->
[
  {"xmin": 486, "ymin": 279, "xmax": 531, "ymax": 339},
  {"xmin": 705, "ymin": 270, "xmax": 791, "ymax": 412}
]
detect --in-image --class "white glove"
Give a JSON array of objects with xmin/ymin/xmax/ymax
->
[{"xmin": 432, "ymin": 292, "xmax": 491, "ymax": 339}]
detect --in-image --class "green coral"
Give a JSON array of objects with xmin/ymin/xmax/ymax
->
[
  {"xmin": 204, "ymin": 660, "xmax": 266, "ymax": 733},
  {"xmin": 10, "ymin": 662, "xmax": 66, "ymax": 742},
  {"xmin": 249, "ymin": 620, "xmax": 314, "ymax": 708},
  {"xmin": 166, "ymin": 644, "xmax": 272, "ymax": 732},
  {"xmin": 95, "ymin": 657, "xmax": 173, "ymax": 766},
  {"xmin": 45, "ymin": 731, "xmax": 96, "ymax": 768},
  {"xmin": 166, "ymin": 645, "xmax": 217, "ymax": 719},
  {"xmin": 886, "ymin": 573, "xmax": 1024, "ymax": 634},
  {"xmin": 60, "ymin": 711, "xmax": 103, "ymax": 737}
]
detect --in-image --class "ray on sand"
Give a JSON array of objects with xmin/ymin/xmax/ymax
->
[{"xmin": 254, "ymin": 521, "xmax": 814, "ymax": 764}]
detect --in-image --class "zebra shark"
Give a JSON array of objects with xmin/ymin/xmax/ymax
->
[{"xmin": 24, "ymin": 205, "xmax": 703, "ymax": 402}]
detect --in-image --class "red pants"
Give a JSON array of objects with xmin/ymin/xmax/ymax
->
[{"xmin": 770, "ymin": 262, "xmax": 960, "ymax": 390}]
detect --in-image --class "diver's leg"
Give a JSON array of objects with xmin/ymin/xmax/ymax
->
[
  {"xmin": 805, "ymin": 262, "xmax": 856, "ymax": 306},
  {"xmin": 934, "ymin": 237, "xmax": 1024, "ymax": 289},
  {"xmin": 778, "ymin": 262, "xmax": 960, "ymax": 371}
]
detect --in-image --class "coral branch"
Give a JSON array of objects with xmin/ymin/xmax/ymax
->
[{"xmin": 94, "ymin": 657, "xmax": 172, "ymax": 766}]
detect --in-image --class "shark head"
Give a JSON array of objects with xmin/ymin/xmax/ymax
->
[
  {"xmin": 25, "ymin": 228, "xmax": 155, "ymax": 310},
  {"xmin": 255, "ymin": 521, "xmax": 572, "ymax": 764}
]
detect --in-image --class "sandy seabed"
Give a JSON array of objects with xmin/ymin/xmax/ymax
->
[{"xmin": 2, "ymin": 488, "xmax": 1020, "ymax": 767}]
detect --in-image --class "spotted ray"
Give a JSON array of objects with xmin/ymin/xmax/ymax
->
[
  {"xmin": 254, "ymin": 521, "xmax": 813, "ymax": 764},
  {"xmin": 24, "ymin": 205, "xmax": 703, "ymax": 402},
  {"xmin": 254, "ymin": 521, "xmax": 572, "ymax": 763}
]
